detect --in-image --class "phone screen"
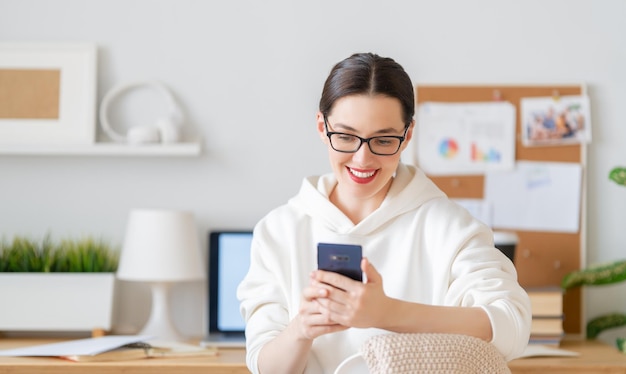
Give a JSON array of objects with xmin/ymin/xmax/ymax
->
[{"xmin": 317, "ymin": 243, "xmax": 362, "ymax": 281}]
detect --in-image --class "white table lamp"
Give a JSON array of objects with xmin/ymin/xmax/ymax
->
[{"xmin": 117, "ymin": 209, "xmax": 205, "ymax": 341}]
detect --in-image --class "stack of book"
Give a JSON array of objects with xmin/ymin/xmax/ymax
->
[{"xmin": 526, "ymin": 286, "xmax": 564, "ymax": 346}]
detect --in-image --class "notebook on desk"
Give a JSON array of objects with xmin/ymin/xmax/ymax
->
[{"xmin": 200, "ymin": 230, "xmax": 252, "ymax": 348}]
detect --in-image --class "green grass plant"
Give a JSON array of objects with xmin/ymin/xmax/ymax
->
[{"xmin": 0, "ymin": 235, "xmax": 119, "ymax": 273}]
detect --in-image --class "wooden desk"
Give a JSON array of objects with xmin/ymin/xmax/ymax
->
[
  {"xmin": 509, "ymin": 339, "xmax": 626, "ymax": 373},
  {"xmin": 1, "ymin": 338, "xmax": 625, "ymax": 373},
  {"xmin": 0, "ymin": 338, "xmax": 249, "ymax": 374}
]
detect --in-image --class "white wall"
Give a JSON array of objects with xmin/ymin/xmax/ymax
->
[{"xmin": 1, "ymin": 0, "xmax": 625, "ymax": 341}]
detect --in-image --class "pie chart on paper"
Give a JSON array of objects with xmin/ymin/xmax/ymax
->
[{"xmin": 438, "ymin": 138, "xmax": 459, "ymax": 159}]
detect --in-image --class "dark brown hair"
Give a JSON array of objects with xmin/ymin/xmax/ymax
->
[{"xmin": 319, "ymin": 53, "xmax": 414, "ymax": 127}]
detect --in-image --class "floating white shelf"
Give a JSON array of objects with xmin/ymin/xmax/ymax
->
[{"xmin": 0, "ymin": 141, "xmax": 202, "ymax": 156}]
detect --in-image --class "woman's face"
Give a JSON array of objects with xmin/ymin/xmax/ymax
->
[{"xmin": 317, "ymin": 94, "xmax": 413, "ymax": 207}]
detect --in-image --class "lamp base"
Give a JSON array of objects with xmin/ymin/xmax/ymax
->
[{"xmin": 140, "ymin": 282, "xmax": 185, "ymax": 341}]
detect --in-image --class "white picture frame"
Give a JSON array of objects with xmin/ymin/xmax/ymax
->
[{"xmin": 0, "ymin": 43, "xmax": 97, "ymax": 145}]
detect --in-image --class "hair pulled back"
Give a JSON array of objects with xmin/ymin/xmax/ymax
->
[{"xmin": 319, "ymin": 53, "xmax": 415, "ymax": 127}]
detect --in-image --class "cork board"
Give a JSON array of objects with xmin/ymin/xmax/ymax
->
[
  {"xmin": 0, "ymin": 69, "xmax": 60, "ymax": 119},
  {"xmin": 416, "ymin": 85, "xmax": 585, "ymax": 335}
]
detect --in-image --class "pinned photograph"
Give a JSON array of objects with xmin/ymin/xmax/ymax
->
[{"xmin": 521, "ymin": 95, "xmax": 591, "ymax": 146}]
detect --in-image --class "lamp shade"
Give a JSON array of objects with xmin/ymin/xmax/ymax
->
[{"xmin": 117, "ymin": 209, "xmax": 205, "ymax": 282}]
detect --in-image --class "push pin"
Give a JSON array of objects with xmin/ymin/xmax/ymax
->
[{"xmin": 492, "ymin": 89, "xmax": 502, "ymax": 101}]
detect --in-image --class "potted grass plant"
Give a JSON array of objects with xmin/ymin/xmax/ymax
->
[
  {"xmin": 561, "ymin": 167, "xmax": 626, "ymax": 353},
  {"xmin": 0, "ymin": 235, "xmax": 119, "ymax": 333}
]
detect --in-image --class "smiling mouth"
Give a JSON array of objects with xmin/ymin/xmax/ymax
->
[{"xmin": 349, "ymin": 167, "xmax": 376, "ymax": 179}]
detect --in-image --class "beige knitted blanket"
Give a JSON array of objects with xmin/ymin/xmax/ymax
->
[{"xmin": 360, "ymin": 333, "xmax": 511, "ymax": 374}]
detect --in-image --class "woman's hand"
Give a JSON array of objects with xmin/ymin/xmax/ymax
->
[
  {"xmin": 310, "ymin": 257, "xmax": 389, "ymax": 329},
  {"xmin": 297, "ymin": 282, "xmax": 350, "ymax": 340}
]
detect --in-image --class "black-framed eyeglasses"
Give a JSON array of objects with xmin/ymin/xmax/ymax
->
[{"xmin": 323, "ymin": 115, "xmax": 407, "ymax": 156}]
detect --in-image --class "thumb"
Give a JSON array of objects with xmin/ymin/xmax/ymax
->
[{"xmin": 362, "ymin": 257, "xmax": 382, "ymax": 284}]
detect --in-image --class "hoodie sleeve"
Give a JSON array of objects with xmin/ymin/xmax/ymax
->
[
  {"xmin": 236, "ymin": 230, "xmax": 290, "ymax": 374},
  {"xmin": 438, "ymin": 208, "xmax": 532, "ymax": 361}
]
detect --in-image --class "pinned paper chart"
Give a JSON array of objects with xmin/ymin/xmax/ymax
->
[
  {"xmin": 439, "ymin": 138, "xmax": 459, "ymax": 158},
  {"xmin": 416, "ymin": 101, "xmax": 516, "ymax": 175},
  {"xmin": 484, "ymin": 161, "xmax": 582, "ymax": 233}
]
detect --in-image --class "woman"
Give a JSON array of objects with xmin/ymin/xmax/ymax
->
[{"xmin": 238, "ymin": 53, "xmax": 531, "ymax": 374}]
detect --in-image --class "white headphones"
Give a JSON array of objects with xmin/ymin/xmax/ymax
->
[{"xmin": 99, "ymin": 80, "xmax": 185, "ymax": 144}]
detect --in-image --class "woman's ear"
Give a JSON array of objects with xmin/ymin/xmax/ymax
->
[
  {"xmin": 400, "ymin": 120, "xmax": 415, "ymax": 150},
  {"xmin": 316, "ymin": 112, "xmax": 327, "ymax": 142}
]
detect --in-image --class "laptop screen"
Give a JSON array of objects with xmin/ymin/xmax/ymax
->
[{"xmin": 208, "ymin": 231, "xmax": 252, "ymax": 333}]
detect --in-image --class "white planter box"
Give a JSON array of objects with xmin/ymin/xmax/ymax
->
[{"xmin": 0, "ymin": 273, "xmax": 115, "ymax": 332}]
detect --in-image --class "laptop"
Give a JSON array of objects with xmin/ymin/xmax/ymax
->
[{"xmin": 200, "ymin": 230, "xmax": 252, "ymax": 348}]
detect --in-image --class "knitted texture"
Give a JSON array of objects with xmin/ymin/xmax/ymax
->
[{"xmin": 361, "ymin": 333, "xmax": 511, "ymax": 374}]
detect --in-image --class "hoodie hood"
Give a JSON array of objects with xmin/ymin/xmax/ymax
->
[{"xmin": 288, "ymin": 163, "xmax": 447, "ymax": 235}]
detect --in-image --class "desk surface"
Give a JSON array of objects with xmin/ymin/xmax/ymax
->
[
  {"xmin": 0, "ymin": 338, "xmax": 249, "ymax": 374},
  {"xmin": 509, "ymin": 339, "xmax": 626, "ymax": 373},
  {"xmin": 1, "ymin": 337, "xmax": 625, "ymax": 373}
]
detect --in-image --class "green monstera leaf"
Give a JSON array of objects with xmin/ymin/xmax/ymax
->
[
  {"xmin": 587, "ymin": 314, "xmax": 626, "ymax": 339},
  {"xmin": 609, "ymin": 167, "xmax": 626, "ymax": 186},
  {"xmin": 619, "ymin": 338, "xmax": 626, "ymax": 354},
  {"xmin": 572, "ymin": 166, "xmax": 626, "ymax": 346},
  {"xmin": 561, "ymin": 260, "xmax": 626, "ymax": 289}
]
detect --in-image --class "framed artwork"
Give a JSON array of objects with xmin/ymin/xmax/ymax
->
[{"xmin": 0, "ymin": 43, "xmax": 97, "ymax": 145}]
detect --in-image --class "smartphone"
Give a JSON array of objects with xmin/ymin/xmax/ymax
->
[{"xmin": 317, "ymin": 243, "xmax": 362, "ymax": 282}]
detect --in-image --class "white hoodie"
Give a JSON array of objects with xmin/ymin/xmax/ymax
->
[{"xmin": 238, "ymin": 163, "xmax": 531, "ymax": 373}]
